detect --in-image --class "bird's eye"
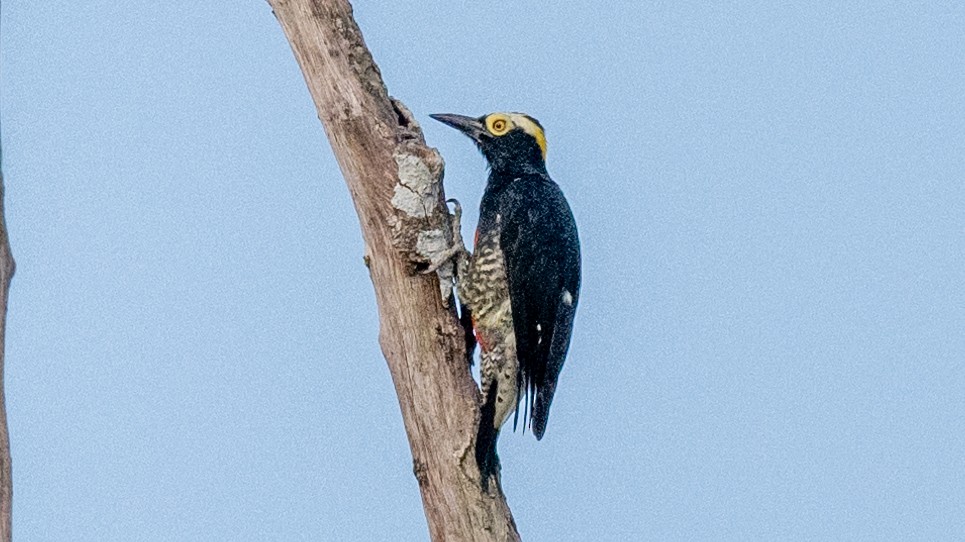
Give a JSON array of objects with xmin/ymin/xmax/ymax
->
[{"xmin": 488, "ymin": 117, "xmax": 510, "ymax": 135}]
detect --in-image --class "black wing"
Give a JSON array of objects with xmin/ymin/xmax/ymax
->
[{"xmin": 499, "ymin": 174, "xmax": 581, "ymax": 440}]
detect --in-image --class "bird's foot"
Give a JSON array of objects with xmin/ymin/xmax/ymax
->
[{"xmin": 422, "ymin": 198, "xmax": 469, "ymax": 275}]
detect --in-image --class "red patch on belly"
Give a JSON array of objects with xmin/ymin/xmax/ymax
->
[{"xmin": 472, "ymin": 315, "xmax": 489, "ymax": 352}]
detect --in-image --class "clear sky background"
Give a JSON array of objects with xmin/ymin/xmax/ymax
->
[{"xmin": 2, "ymin": 1, "xmax": 964, "ymax": 540}]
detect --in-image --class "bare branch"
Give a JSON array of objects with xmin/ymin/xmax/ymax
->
[
  {"xmin": 0, "ymin": 137, "xmax": 17, "ymax": 542},
  {"xmin": 268, "ymin": 1, "xmax": 521, "ymax": 540}
]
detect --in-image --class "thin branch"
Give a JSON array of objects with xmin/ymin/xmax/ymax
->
[
  {"xmin": 268, "ymin": 0, "xmax": 521, "ymax": 540},
  {"xmin": 0, "ymin": 133, "xmax": 17, "ymax": 542}
]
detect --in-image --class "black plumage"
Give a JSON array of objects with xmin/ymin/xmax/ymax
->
[
  {"xmin": 430, "ymin": 112, "xmax": 581, "ymax": 487},
  {"xmin": 496, "ymin": 173, "xmax": 580, "ymax": 439}
]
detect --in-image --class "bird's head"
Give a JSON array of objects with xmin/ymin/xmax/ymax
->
[{"xmin": 430, "ymin": 112, "xmax": 547, "ymax": 174}]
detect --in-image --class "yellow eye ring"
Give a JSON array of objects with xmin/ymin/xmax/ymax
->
[{"xmin": 487, "ymin": 116, "xmax": 511, "ymax": 136}]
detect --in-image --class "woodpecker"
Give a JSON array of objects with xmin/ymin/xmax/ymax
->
[{"xmin": 430, "ymin": 112, "xmax": 581, "ymax": 487}]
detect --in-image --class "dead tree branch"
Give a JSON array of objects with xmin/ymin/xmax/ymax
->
[
  {"xmin": 268, "ymin": 1, "xmax": 521, "ymax": 540},
  {"xmin": 0, "ymin": 137, "xmax": 17, "ymax": 542}
]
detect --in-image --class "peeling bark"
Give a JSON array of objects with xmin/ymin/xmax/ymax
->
[{"xmin": 268, "ymin": 1, "xmax": 521, "ymax": 540}]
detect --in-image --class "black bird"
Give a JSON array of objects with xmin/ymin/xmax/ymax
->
[{"xmin": 430, "ymin": 112, "xmax": 581, "ymax": 487}]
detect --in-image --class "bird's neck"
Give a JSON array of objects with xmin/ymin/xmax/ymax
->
[{"xmin": 488, "ymin": 159, "xmax": 547, "ymax": 179}]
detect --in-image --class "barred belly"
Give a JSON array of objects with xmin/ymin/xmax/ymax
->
[{"xmin": 458, "ymin": 231, "xmax": 519, "ymax": 430}]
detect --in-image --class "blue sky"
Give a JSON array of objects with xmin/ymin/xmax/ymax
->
[{"xmin": 2, "ymin": 1, "xmax": 964, "ymax": 540}]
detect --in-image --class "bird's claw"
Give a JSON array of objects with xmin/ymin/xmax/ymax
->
[
  {"xmin": 446, "ymin": 198, "xmax": 463, "ymax": 222},
  {"xmin": 421, "ymin": 244, "xmax": 467, "ymax": 274},
  {"xmin": 421, "ymin": 198, "xmax": 469, "ymax": 275}
]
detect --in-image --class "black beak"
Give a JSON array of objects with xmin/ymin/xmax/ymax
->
[{"xmin": 430, "ymin": 113, "xmax": 488, "ymax": 143}]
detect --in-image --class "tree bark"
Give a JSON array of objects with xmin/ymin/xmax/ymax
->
[
  {"xmin": 0, "ymin": 138, "xmax": 17, "ymax": 542},
  {"xmin": 268, "ymin": 1, "xmax": 520, "ymax": 540}
]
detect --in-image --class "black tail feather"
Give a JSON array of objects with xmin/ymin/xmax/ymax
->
[
  {"xmin": 476, "ymin": 384, "xmax": 500, "ymax": 489},
  {"xmin": 532, "ymin": 375, "xmax": 559, "ymax": 440},
  {"xmin": 458, "ymin": 302, "xmax": 477, "ymax": 367}
]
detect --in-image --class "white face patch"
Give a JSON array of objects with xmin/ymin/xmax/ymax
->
[{"xmin": 562, "ymin": 289, "xmax": 573, "ymax": 306}]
